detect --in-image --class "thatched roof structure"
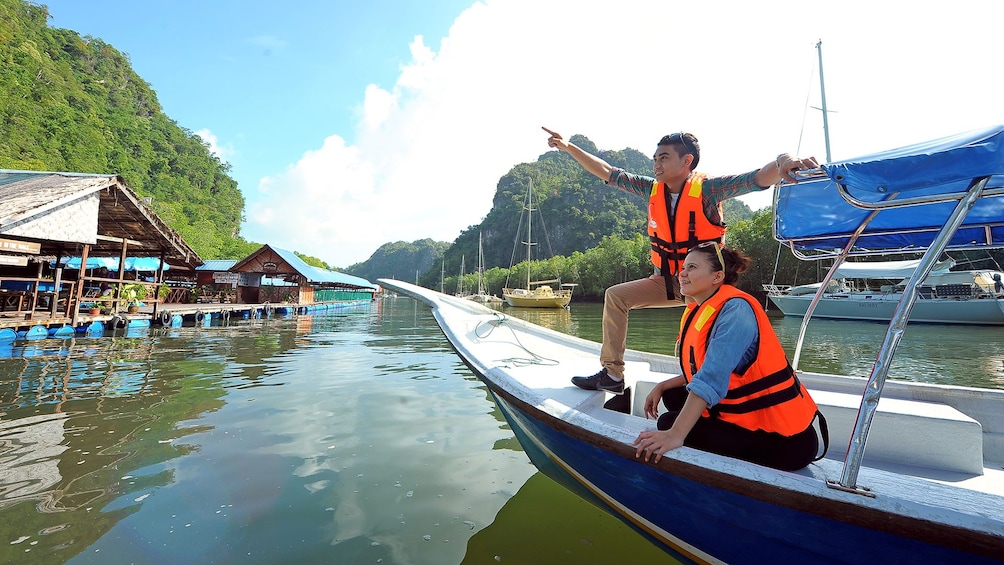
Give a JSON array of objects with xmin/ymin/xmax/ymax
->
[{"xmin": 0, "ymin": 171, "xmax": 202, "ymax": 268}]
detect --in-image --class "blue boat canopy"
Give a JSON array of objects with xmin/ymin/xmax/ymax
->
[{"xmin": 775, "ymin": 125, "xmax": 1004, "ymax": 256}]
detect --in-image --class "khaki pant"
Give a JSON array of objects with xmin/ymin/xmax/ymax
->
[{"xmin": 600, "ymin": 274, "xmax": 684, "ymax": 379}]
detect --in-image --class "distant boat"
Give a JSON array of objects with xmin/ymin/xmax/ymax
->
[
  {"xmin": 468, "ymin": 232, "xmax": 502, "ymax": 305},
  {"xmin": 764, "ymin": 259, "xmax": 1004, "ymax": 325},
  {"xmin": 502, "ymin": 180, "xmax": 572, "ymax": 308}
]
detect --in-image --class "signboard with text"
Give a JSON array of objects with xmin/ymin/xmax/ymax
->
[
  {"xmin": 239, "ymin": 272, "xmax": 260, "ymax": 287},
  {"xmin": 0, "ymin": 239, "xmax": 40, "ymax": 254},
  {"xmin": 213, "ymin": 272, "xmax": 240, "ymax": 284},
  {"xmin": 0, "ymin": 255, "xmax": 29, "ymax": 266}
]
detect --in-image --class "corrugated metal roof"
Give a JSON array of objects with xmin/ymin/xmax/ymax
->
[
  {"xmin": 197, "ymin": 259, "xmax": 238, "ymax": 271},
  {"xmin": 269, "ymin": 247, "xmax": 376, "ymax": 289}
]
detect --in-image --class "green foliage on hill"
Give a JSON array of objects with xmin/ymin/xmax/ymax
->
[
  {"xmin": 0, "ymin": 0, "xmax": 255, "ymax": 260},
  {"xmin": 347, "ymin": 239, "xmax": 449, "ymax": 283},
  {"xmin": 294, "ymin": 251, "xmax": 333, "ymax": 271}
]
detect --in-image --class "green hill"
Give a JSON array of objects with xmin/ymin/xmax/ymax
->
[{"xmin": 0, "ymin": 0, "xmax": 257, "ymax": 260}]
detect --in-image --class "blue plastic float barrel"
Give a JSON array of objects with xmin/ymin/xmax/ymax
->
[
  {"xmin": 48, "ymin": 326, "xmax": 75, "ymax": 338},
  {"xmin": 25, "ymin": 325, "xmax": 47, "ymax": 340}
]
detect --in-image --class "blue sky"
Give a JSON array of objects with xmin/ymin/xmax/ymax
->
[{"xmin": 40, "ymin": 0, "xmax": 1004, "ymax": 267}]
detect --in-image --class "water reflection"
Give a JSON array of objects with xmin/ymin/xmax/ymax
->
[
  {"xmin": 493, "ymin": 304, "xmax": 579, "ymax": 336},
  {"xmin": 0, "ymin": 413, "xmax": 69, "ymax": 510},
  {"xmin": 0, "ymin": 301, "xmax": 554, "ymax": 564},
  {"xmin": 0, "ymin": 332, "xmax": 231, "ymax": 562},
  {"xmin": 462, "ymin": 473, "xmax": 679, "ymax": 565},
  {"xmin": 771, "ymin": 317, "xmax": 1004, "ymax": 389}
]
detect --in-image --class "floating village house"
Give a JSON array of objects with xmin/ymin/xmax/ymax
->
[
  {"xmin": 0, "ymin": 170, "xmax": 377, "ymax": 331},
  {"xmin": 0, "ymin": 170, "xmax": 202, "ymax": 326},
  {"xmin": 226, "ymin": 244, "xmax": 376, "ymax": 305}
]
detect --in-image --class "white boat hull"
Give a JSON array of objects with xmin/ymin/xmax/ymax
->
[{"xmin": 768, "ymin": 293, "xmax": 1004, "ymax": 325}]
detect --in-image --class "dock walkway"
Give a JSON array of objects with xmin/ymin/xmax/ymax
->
[{"xmin": 0, "ymin": 299, "xmax": 372, "ymax": 338}]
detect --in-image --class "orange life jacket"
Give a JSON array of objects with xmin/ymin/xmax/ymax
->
[
  {"xmin": 648, "ymin": 173, "xmax": 725, "ymax": 281},
  {"xmin": 677, "ymin": 285, "xmax": 819, "ymax": 436}
]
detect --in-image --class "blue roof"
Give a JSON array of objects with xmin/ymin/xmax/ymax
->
[
  {"xmin": 197, "ymin": 259, "xmax": 238, "ymax": 271},
  {"xmin": 269, "ymin": 247, "xmax": 377, "ymax": 290},
  {"xmin": 775, "ymin": 125, "xmax": 1004, "ymax": 256}
]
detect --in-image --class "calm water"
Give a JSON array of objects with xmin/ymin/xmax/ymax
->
[
  {"xmin": 0, "ymin": 300, "xmax": 674, "ymax": 565},
  {"xmin": 0, "ymin": 298, "xmax": 1000, "ymax": 565}
]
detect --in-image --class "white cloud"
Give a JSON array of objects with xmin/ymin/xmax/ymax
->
[
  {"xmin": 194, "ymin": 128, "xmax": 233, "ymax": 162},
  {"xmin": 242, "ymin": 0, "xmax": 1004, "ymax": 267}
]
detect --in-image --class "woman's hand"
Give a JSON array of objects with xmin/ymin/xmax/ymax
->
[
  {"xmin": 643, "ymin": 385, "xmax": 663, "ymax": 420},
  {"xmin": 632, "ymin": 429, "xmax": 685, "ymax": 464}
]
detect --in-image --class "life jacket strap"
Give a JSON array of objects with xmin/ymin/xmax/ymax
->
[
  {"xmin": 812, "ymin": 410, "xmax": 830, "ymax": 462},
  {"xmin": 710, "ymin": 379, "xmax": 802, "ymax": 416}
]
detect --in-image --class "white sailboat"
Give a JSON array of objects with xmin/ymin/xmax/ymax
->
[
  {"xmin": 468, "ymin": 232, "xmax": 502, "ymax": 304},
  {"xmin": 764, "ymin": 258, "xmax": 1004, "ymax": 325},
  {"xmin": 502, "ymin": 180, "xmax": 572, "ymax": 308}
]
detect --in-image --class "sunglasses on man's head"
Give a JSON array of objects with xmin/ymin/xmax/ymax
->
[{"xmin": 665, "ymin": 132, "xmax": 698, "ymax": 158}]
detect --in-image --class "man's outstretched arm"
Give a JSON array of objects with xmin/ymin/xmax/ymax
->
[{"xmin": 543, "ymin": 126, "xmax": 614, "ymax": 182}]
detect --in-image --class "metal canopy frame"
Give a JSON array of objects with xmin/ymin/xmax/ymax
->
[{"xmin": 780, "ymin": 171, "xmax": 997, "ymax": 492}]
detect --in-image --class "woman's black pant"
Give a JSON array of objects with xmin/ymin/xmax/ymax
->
[{"xmin": 658, "ymin": 387, "xmax": 818, "ymax": 471}]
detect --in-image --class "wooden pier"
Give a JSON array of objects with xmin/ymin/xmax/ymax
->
[{"xmin": 0, "ymin": 299, "xmax": 373, "ymax": 337}]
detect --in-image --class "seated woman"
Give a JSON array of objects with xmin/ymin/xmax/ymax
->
[
  {"xmin": 633, "ymin": 243, "xmax": 825, "ymax": 471},
  {"xmin": 97, "ymin": 267, "xmax": 114, "ymax": 297}
]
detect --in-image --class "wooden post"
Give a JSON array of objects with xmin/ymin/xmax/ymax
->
[
  {"xmin": 153, "ymin": 250, "xmax": 166, "ymax": 318},
  {"xmin": 71, "ymin": 245, "xmax": 90, "ymax": 327},
  {"xmin": 116, "ymin": 243, "xmax": 128, "ymax": 313},
  {"xmin": 26, "ymin": 261, "xmax": 43, "ymax": 320},
  {"xmin": 51, "ymin": 266, "xmax": 62, "ymax": 318}
]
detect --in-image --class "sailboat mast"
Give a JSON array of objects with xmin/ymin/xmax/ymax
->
[
  {"xmin": 477, "ymin": 232, "xmax": 485, "ymax": 295},
  {"xmin": 525, "ymin": 181, "xmax": 533, "ymax": 289},
  {"xmin": 816, "ymin": 40, "xmax": 832, "ymax": 163}
]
